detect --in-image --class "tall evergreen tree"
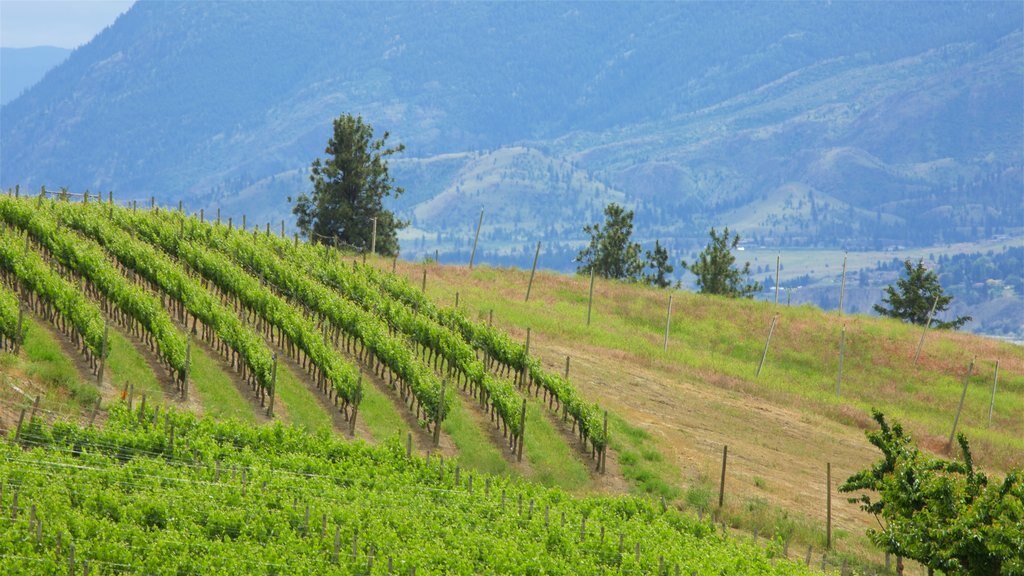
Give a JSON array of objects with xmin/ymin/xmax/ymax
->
[
  {"xmin": 575, "ymin": 203, "xmax": 644, "ymax": 281},
  {"xmin": 682, "ymin": 227, "xmax": 760, "ymax": 298},
  {"xmin": 291, "ymin": 114, "xmax": 405, "ymax": 256},
  {"xmin": 643, "ymin": 240, "xmax": 674, "ymax": 288},
  {"xmin": 874, "ymin": 258, "xmax": 970, "ymax": 329}
]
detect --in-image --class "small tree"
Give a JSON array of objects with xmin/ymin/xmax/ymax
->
[
  {"xmin": 643, "ymin": 240, "xmax": 674, "ymax": 288},
  {"xmin": 291, "ymin": 114, "xmax": 406, "ymax": 256},
  {"xmin": 874, "ymin": 259, "xmax": 970, "ymax": 330},
  {"xmin": 682, "ymin": 227, "xmax": 760, "ymax": 298},
  {"xmin": 841, "ymin": 411, "xmax": 1023, "ymax": 575},
  {"xmin": 575, "ymin": 203, "xmax": 644, "ymax": 281}
]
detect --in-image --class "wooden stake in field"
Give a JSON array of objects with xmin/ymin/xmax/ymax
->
[
  {"xmin": 267, "ymin": 353, "xmax": 278, "ymax": 417},
  {"xmin": 469, "ymin": 209, "xmax": 484, "ymax": 269},
  {"xmin": 663, "ymin": 294, "xmax": 673, "ymax": 352},
  {"xmin": 826, "ymin": 462, "xmax": 832, "ymax": 549},
  {"xmin": 838, "ymin": 254, "xmax": 847, "ymax": 316},
  {"xmin": 433, "ymin": 380, "xmax": 446, "ymax": 447},
  {"xmin": 517, "ymin": 398, "xmax": 527, "ymax": 462},
  {"xmin": 947, "ymin": 356, "xmax": 975, "ymax": 450},
  {"xmin": 586, "ymin": 268, "xmax": 596, "ymax": 326},
  {"xmin": 96, "ymin": 322, "xmax": 109, "ymax": 386},
  {"xmin": 184, "ymin": 336, "xmax": 192, "ymax": 400},
  {"xmin": 370, "ymin": 217, "xmax": 377, "ymax": 256},
  {"xmin": 756, "ymin": 314, "xmax": 779, "ymax": 378},
  {"xmin": 836, "ymin": 325, "xmax": 846, "ymax": 397},
  {"xmin": 913, "ymin": 296, "xmax": 940, "ymax": 364},
  {"xmin": 774, "ymin": 254, "xmax": 781, "ymax": 306},
  {"xmin": 718, "ymin": 445, "xmax": 728, "ymax": 508},
  {"xmin": 525, "ymin": 241, "xmax": 541, "ymax": 302},
  {"xmin": 988, "ymin": 360, "xmax": 1000, "ymax": 427}
]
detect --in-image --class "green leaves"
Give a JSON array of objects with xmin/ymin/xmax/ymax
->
[
  {"xmin": 682, "ymin": 227, "xmax": 761, "ymax": 298},
  {"xmin": 874, "ymin": 258, "xmax": 971, "ymax": 330},
  {"xmin": 840, "ymin": 410, "xmax": 1023, "ymax": 574}
]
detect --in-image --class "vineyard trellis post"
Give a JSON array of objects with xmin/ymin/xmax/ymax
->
[
  {"xmin": 947, "ymin": 356, "xmax": 975, "ymax": 449},
  {"xmin": 663, "ymin": 294, "xmax": 673, "ymax": 352},
  {"xmin": 826, "ymin": 462, "xmax": 832, "ymax": 549},
  {"xmin": 350, "ymin": 374, "xmax": 362, "ymax": 437},
  {"xmin": 718, "ymin": 444, "xmax": 728, "ymax": 508},
  {"xmin": 267, "ymin": 353, "xmax": 278, "ymax": 417},
  {"xmin": 756, "ymin": 314, "xmax": 779, "ymax": 378},
  {"xmin": 433, "ymin": 379, "xmax": 445, "ymax": 447},
  {"xmin": 469, "ymin": 209, "xmax": 484, "ymax": 269},
  {"xmin": 517, "ymin": 398, "xmax": 527, "ymax": 462},
  {"xmin": 183, "ymin": 336, "xmax": 191, "ymax": 400},
  {"xmin": 913, "ymin": 295, "xmax": 940, "ymax": 364},
  {"xmin": 96, "ymin": 322, "xmax": 109, "ymax": 386},
  {"xmin": 370, "ymin": 217, "xmax": 377, "ymax": 255},
  {"xmin": 525, "ymin": 241, "xmax": 541, "ymax": 302},
  {"xmin": 14, "ymin": 303, "xmax": 23, "ymax": 354},
  {"xmin": 586, "ymin": 268, "xmax": 595, "ymax": 326},
  {"xmin": 988, "ymin": 360, "xmax": 1000, "ymax": 426},
  {"xmin": 836, "ymin": 325, "xmax": 845, "ymax": 397},
  {"xmin": 775, "ymin": 254, "xmax": 780, "ymax": 306},
  {"xmin": 838, "ymin": 254, "xmax": 847, "ymax": 316}
]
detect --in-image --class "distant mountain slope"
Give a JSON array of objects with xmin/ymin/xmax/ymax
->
[
  {"xmin": 0, "ymin": 1, "xmax": 1020, "ymax": 257},
  {"xmin": 0, "ymin": 46, "xmax": 70, "ymax": 105}
]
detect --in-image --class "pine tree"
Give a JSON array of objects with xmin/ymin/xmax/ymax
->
[
  {"xmin": 575, "ymin": 203, "xmax": 644, "ymax": 281},
  {"xmin": 643, "ymin": 240, "xmax": 674, "ymax": 288},
  {"xmin": 682, "ymin": 227, "xmax": 760, "ymax": 298},
  {"xmin": 291, "ymin": 114, "xmax": 405, "ymax": 256},
  {"xmin": 873, "ymin": 259, "xmax": 970, "ymax": 330}
]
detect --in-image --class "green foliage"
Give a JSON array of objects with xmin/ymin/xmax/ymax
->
[
  {"xmin": 292, "ymin": 114, "xmax": 406, "ymax": 256},
  {"xmin": 682, "ymin": 227, "xmax": 761, "ymax": 298},
  {"xmin": 840, "ymin": 411, "xmax": 1023, "ymax": 575},
  {"xmin": 0, "ymin": 405, "xmax": 813, "ymax": 575},
  {"xmin": 576, "ymin": 203, "xmax": 644, "ymax": 281},
  {"xmin": 874, "ymin": 258, "xmax": 971, "ymax": 330},
  {"xmin": 643, "ymin": 240, "xmax": 674, "ymax": 289}
]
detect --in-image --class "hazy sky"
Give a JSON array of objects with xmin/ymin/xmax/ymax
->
[{"xmin": 1, "ymin": 0, "xmax": 134, "ymax": 48}]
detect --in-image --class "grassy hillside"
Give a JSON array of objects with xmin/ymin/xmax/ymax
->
[
  {"xmin": 0, "ymin": 196, "xmax": 1020, "ymax": 573},
  {"xmin": 390, "ymin": 257, "xmax": 1023, "ymax": 570}
]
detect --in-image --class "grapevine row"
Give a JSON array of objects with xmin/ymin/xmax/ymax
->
[
  {"xmin": 45, "ymin": 199, "xmax": 276, "ymax": 396},
  {"xmin": 141, "ymin": 208, "xmax": 453, "ymax": 425},
  {"xmin": 107, "ymin": 204, "xmax": 363, "ymax": 408},
  {"xmin": 331, "ymin": 247, "xmax": 608, "ymax": 451},
  {"xmin": 0, "ymin": 281, "xmax": 23, "ymax": 351},
  {"xmin": 0, "ymin": 225, "xmax": 105, "ymax": 369},
  {"xmin": 0, "ymin": 197, "xmax": 189, "ymax": 383}
]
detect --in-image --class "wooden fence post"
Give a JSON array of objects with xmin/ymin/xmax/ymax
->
[
  {"xmin": 586, "ymin": 268, "xmax": 595, "ymax": 326},
  {"xmin": 836, "ymin": 325, "xmax": 845, "ymax": 397},
  {"xmin": 913, "ymin": 296, "xmax": 940, "ymax": 364},
  {"xmin": 469, "ymin": 209, "xmax": 484, "ymax": 269},
  {"xmin": 433, "ymin": 379, "xmax": 445, "ymax": 447},
  {"xmin": 947, "ymin": 356, "xmax": 975, "ymax": 450},
  {"xmin": 525, "ymin": 241, "xmax": 541, "ymax": 302},
  {"xmin": 517, "ymin": 398, "xmax": 527, "ymax": 462},
  {"xmin": 826, "ymin": 462, "xmax": 832, "ymax": 549},
  {"xmin": 775, "ymin": 254, "xmax": 781, "ymax": 306},
  {"xmin": 663, "ymin": 294, "xmax": 673, "ymax": 352},
  {"xmin": 267, "ymin": 353, "xmax": 278, "ymax": 417},
  {"xmin": 838, "ymin": 254, "xmax": 847, "ymax": 316},
  {"xmin": 988, "ymin": 360, "xmax": 1000, "ymax": 427},
  {"xmin": 718, "ymin": 445, "xmax": 728, "ymax": 508},
  {"xmin": 756, "ymin": 314, "xmax": 779, "ymax": 378}
]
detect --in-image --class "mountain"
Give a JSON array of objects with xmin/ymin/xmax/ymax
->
[
  {"xmin": 1, "ymin": 2, "xmax": 1021, "ymax": 326},
  {"xmin": 0, "ymin": 46, "xmax": 71, "ymax": 105}
]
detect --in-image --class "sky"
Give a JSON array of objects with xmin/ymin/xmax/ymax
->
[{"xmin": 0, "ymin": 0, "xmax": 134, "ymax": 48}]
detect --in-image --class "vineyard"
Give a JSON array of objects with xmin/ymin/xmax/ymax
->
[{"xmin": 0, "ymin": 191, "xmax": 1021, "ymax": 574}]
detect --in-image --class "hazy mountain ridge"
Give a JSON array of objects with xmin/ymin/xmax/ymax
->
[
  {"xmin": 1, "ymin": 2, "xmax": 1021, "ymax": 335},
  {"xmin": 0, "ymin": 46, "xmax": 71, "ymax": 106}
]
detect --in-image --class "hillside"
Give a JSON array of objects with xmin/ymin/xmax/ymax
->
[
  {"xmin": 1, "ymin": 2, "xmax": 1020, "ymax": 252},
  {"xmin": 0, "ymin": 195, "xmax": 1021, "ymax": 573}
]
